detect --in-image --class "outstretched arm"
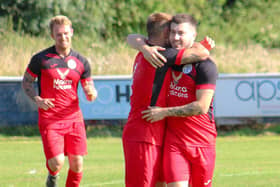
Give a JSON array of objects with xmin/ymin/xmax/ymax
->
[
  {"xmin": 127, "ymin": 34, "xmax": 167, "ymax": 68},
  {"xmin": 142, "ymin": 89, "xmax": 214, "ymax": 123},
  {"xmin": 180, "ymin": 42, "xmax": 209, "ymax": 64},
  {"xmin": 127, "ymin": 34, "xmax": 215, "ymax": 67},
  {"xmin": 180, "ymin": 36, "xmax": 215, "ymax": 64},
  {"xmin": 126, "ymin": 34, "xmax": 148, "ymax": 51}
]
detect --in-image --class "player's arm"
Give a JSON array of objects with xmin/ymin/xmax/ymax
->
[
  {"xmin": 142, "ymin": 89, "xmax": 214, "ymax": 123},
  {"xmin": 127, "ymin": 34, "xmax": 214, "ymax": 67},
  {"xmin": 143, "ymin": 59, "xmax": 217, "ymax": 122},
  {"xmin": 22, "ymin": 71, "xmax": 37, "ymax": 102},
  {"xmin": 180, "ymin": 42, "xmax": 210, "ymax": 64},
  {"xmin": 81, "ymin": 79, "xmax": 98, "ymax": 101},
  {"xmin": 177, "ymin": 36, "xmax": 215, "ymax": 65},
  {"xmin": 127, "ymin": 34, "xmax": 167, "ymax": 68},
  {"xmin": 22, "ymin": 71, "xmax": 55, "ymax": 110}
]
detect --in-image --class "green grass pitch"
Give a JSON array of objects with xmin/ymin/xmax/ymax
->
[{"xmin": 0, "ymin": 136, "xmax": 279, "ymax": 187}]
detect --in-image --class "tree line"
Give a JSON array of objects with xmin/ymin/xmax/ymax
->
[{"xmin": 0, "ymin": 0, "xmax": 279, "ymax": 48}]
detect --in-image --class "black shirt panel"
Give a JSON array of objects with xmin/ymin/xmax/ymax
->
[{"xmin": 150, "ymin": 48, "xmax": 180, "ymax": 106}]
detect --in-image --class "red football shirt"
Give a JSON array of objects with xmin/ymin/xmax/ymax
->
[
  {"xmin": 167, "ymin": 59, "xmax": 218, "ymax": 147},
  {"xmin": 123, "ymin": 48, "xmax": 185, "ymax": 146},
  {"xmin": 26, "ymin": 46, "xmax": 92, "ymax": 124}
]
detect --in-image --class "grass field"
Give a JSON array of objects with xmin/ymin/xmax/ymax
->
[{"xmin": 0, "ymin": 133, "xmax": 280, "ymax": 187}]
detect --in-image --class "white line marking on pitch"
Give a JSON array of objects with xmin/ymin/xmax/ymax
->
[
  {"xmin": 82, "ymin": 180, "xmax": 124, "ymax": 186},
  {"xmin": 219, "ymin": 171, "xmax": 280, "ymax": 177}
]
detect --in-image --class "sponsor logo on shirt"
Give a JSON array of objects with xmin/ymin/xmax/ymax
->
[
  {"xmin": 57, "ymin": 69, "xmax": 69, "ymax": 79},
  {"xmin": 53, "ymin": 79, "xmax": 72, "ymax": 90},
  {"xmin": 169, "ymin": 81, "xmax": 188, "ymax": 98},
  {"xmin": 53, "ymin": 69, "xmax": 72, "ymax": 90}
]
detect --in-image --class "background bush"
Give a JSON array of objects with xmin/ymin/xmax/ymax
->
[{"xmin": 0, "ymin": 0, "xmax": 279, "ymax": 48}]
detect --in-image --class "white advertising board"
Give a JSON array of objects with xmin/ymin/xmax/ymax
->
[{"xmin": 215, "ymin": 73, "xmax": 280, "ymax": 117}]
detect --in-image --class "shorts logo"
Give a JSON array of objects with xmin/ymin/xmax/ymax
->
[
  {"xmin": 204, "ymin": 179, "xmax": 211, "ymax": 186},
  {"xmin": 67, "ymin": 59, "xmax": 77, "ymax": 69},
  {"xmin": 182, "ymin": 64, "xmax": 192, "ymax": 74}
]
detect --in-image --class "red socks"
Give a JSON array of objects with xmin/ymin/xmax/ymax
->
[
  {"xmin": 46, "ymin": 161, "xmax": 83, "ymax": 187},
  {"xmin": 66, "ymin": 169, "xmax": 83, "ymax": 187}
]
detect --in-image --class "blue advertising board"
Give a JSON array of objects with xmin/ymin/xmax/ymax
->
[
  {"xmin": 78, "ymin": 76, "xmax": 132, "ymax": 119},
  {"xmin": 1, "ymin": 74, "xmax": 280, "ymax": 126},
  {"xmin": 0, "ymin": 77, "xmax": 38, "ymax": 125},
  {"xmin": 0, "ymin": 76, "xmax": 132, "ymax": 126}
]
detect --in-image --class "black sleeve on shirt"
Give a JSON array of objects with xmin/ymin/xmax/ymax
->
[
  {"xmin": 26, "ymin": 53, "xmax": 42, "ymax": 95},
  {"xmin": 195, "ymin": 58, "xmax": 218, "ymax": 85},
  {"xmin": 71, "ymin": 51, "xmax": 91, "ymax": 79},
  {"xmin": 81, "ymin": 58, "xmax": 91, "ymax": 79},
  {"xmin": 28, "ymin": 54, "xmax": 41, "ymax": 76},
  {"xmin": 195, "ymin": 59, "xmax": 218, "ymax": 122}
]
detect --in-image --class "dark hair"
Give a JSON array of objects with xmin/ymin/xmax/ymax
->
[
  {"xmin": 146, "ymin": 12, "xmax": 172, "ymax": 38},
  {"xmin": 171, "ymin": 13, "xmax": 198, "ymax": 30}
]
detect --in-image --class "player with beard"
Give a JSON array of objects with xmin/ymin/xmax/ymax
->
[
  {"xmin": 123, "ymin": 12, "xmax": 212, "ymax": 187},
  {"xmin": 142, "ymin": 14, "xmax": 218, "ymax": 187}
]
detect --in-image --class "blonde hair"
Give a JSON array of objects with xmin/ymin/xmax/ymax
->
[{"xmin": 49, "ymin": 15, "xmax": 72, "ymax": 33}]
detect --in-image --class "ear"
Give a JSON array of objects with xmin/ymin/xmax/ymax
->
[
  {"xmin": 163, "ymin": 26, "xmax": 169, "ymax": 37},
  {"xmin": 51, "ymin": 32, "xmax": 54, "ymax": 40},
  {"xmin": 70, "ymin": 28, "xmax": 74, "ymax": 36}
]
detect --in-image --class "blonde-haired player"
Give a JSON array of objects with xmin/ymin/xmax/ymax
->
[{"xmin": 22, "ymin": 15, "xmax": 97, "ymax": 187}]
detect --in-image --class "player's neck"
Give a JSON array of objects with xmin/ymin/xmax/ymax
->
[{"xmin": 55, "ymin": 46, "xmax": 71, "ymax": 58}]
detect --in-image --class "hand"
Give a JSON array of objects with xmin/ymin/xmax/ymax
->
[
  {"xmin": 142, "ymin": 106, "xmax": 167, "ymax": 123},
  {"xmin": 87, "ymin": 89, "xmax": 98, "ymax": 101},
  {"xmin": 200, "ymin": 36, "xmax": 215, "ymax": 51},
  {"xmin": 142, "ymin": 45, "xmax": 167, "ymax": 68},
  {"xmin": 34, "ymin": 96, "xmax": 55, "ymax": 110},
  {"xmin": 191, "ymin": 42, "xmax": 210, "ymax": 60},
  {"xmin": 81, "ymin": 79, "xmax": 97, "ymax": 101}
]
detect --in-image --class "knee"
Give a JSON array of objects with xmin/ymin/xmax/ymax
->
[
  {"xmin": 48, "ymin": 155, "xmax": 65, "ymax": 172},
  {"xmin": 69, "ymin": 155, "xmax": 83, "ymax": 173}
]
